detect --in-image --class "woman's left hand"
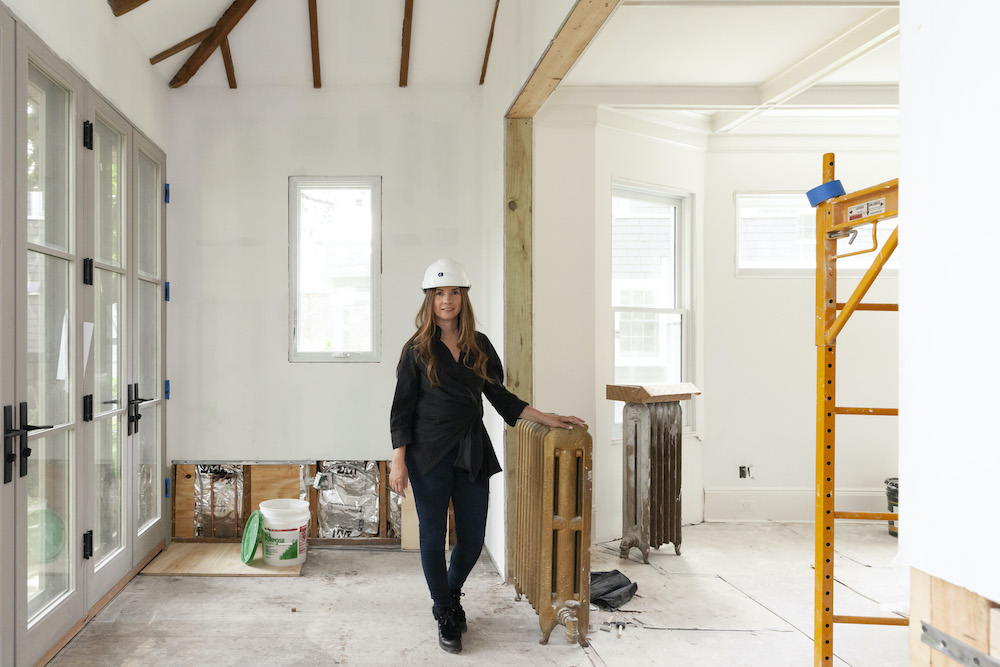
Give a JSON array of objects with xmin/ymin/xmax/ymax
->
[{"xmin": 520, "ymin": 406, "xmax": 586, "ymax": 430}]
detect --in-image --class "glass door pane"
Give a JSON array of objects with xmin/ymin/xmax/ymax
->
[
  {"xmin": 93, "ymin": 269, "xmax": 124, "ymax": 563},
  {"xmin": 93, "ymin": 116, "xmax": 123, "ymax": 267},
  {"xmin": 26, "ymin": 251, "xmax": 70, "ymax": 427},
  {"xmin": 25, "ymin": 431, "xmax": 72, "ymax": 622},
  {"xmin": 27, "ymin": 64, "xmax": 70, "ymax": 253},
  {"xmin": 136, "ymin": 152, "xmax": 158, "ymax": 278},
  {"xmin": 136, "ymin": 404, "xmax": 159, "ymax": 532}
]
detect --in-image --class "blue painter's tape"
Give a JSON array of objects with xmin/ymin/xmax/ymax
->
[
  {"xmin": 806, "ymin": 180, "xmax": 846, "ymax": 207},
  {"xmin": 165, "ymin": 477, "xmax": 171, "ymax": 498}
]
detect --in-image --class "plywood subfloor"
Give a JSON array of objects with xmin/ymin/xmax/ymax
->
[{"xmin": 141, "ymin": 542, "xmax": 302, "ymax": 577}]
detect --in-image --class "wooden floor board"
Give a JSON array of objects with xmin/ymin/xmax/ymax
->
[{"xmin": 142, "ymin": 542, "xmax": 302, "ymax": 577}]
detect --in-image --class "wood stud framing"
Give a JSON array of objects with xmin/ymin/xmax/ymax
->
[
  {"xmin": 814, "ymin": 153, "xmax": 904, "ymax": 665},
  {"xmin": 170, "ymin": 463, "xmax": 400, "ymax": 545}
]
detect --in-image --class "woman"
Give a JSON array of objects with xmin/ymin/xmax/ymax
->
[{"xmin": 389, "ymin": 258, "xmax": 584, "ymax": 654}]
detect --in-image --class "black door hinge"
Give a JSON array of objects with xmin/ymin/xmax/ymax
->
[
  {"xmin": 83, "ymin": 258, "xmax": 94, "ymax": 285},
  {"xmin": 83, "ymin": 121, "xmax": 94, "ymax": 150},
  {"xmin": 83, "ymin": 530, "xmax": 94, "ymax": 560},
  {"xmin": 83, "ymin": 395, "xmax": 93, "ymax": 422}
]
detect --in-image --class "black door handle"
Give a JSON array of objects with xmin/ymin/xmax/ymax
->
[
  {"xmin": 127, "ymin": 383, "xmax": 154, "ymax": 435},
  {"xmin": 3, "ymin": 405, "xmax": 22, "ymax": 485},
  {"xmin": 18, "ymin": 402, "xmax": 52, "ymax": 477}
]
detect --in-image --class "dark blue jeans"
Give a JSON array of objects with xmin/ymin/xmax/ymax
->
[{"xmin": 406, "ymin": 445, "xmax": 490, "ymax": 609}]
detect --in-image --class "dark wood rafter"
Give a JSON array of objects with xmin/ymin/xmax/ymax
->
[
  {"xmin": 150, "ymin": 28, "xmax": 214, "ymax": 65},
  {"xmin": 169, "ymin": 0, "xmax": 258, "ymax": 89},
  {"xmin": 399, "ymin": 0, "xmax": 414, "ymax": 87},
  {"xmin": 309, "ymin": 0, "xmax": 321, "ymax": 88},
  {"xmin": 480, "ymin": 0, "xmax": 500, "ymax": 85},
  {"xmin": 221, "ymin": 36, "xmax": 237, "ymax": 88},
  {"xmin": 108, "ymin": 0, "xmax": 153, "ymax": 17}
]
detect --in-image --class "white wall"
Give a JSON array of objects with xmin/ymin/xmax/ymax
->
[
  {"xmin": 899, "ymin": 0, "xmax": 1000, "ymax": 603},
  {"xmin": 533, "ymin": 108, "xmax": 707, "ymax": 542},
  {"xmin": 478, "ymin": 0, "xmax": 576, "ymax": 574},
  {"xmin": 167, "ymin": 85, "xmax": 484, "ymax": 462},
  {"xmin": 703, "ymin": 138, "xmax": 899, "ymax": 521},
  {"xmin": 4, "ymin": 0, "xmax": 170, "ymax": 148}
]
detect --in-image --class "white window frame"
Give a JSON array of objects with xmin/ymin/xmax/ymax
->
[
  {"xmin": 611, "ymin": 181, "xmax": 694, "ymax": 436},
  {"xmin": 735, "ymin": 191, "xmax": 899, "ymax": 278},
  {"xmin": 288, "ymin": 176, "xmax": 381, "ymax": 363}
]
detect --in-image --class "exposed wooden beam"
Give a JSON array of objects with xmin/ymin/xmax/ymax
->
[
  {"xmin": 507, "ymin": 0, "xmax": 622, "ymax": 119},
  {"xmin": 712, "ymin": 8, "xmax": 899, "ymax": 132},
  {"xmin": 399, "ymin": 0, "xmax": 414, "ymax": 87},
  {"xmin": 221, "ymin": 36, "xmax": 237, "ymax": 88},
  {"xmin": 480, "ymin": 0, "xmax": 500, "ymax": 85},
  {"xmin": 503, "ymin": 117, "xmax": 532, "ymax": 580},
  {"xmin": 309, "ymin": 0, "xmax": 321, "ymax": 88},
  {"xmin": 150, "ymin": 28, "xmax": 214, "ymax": 65},
  {"xmin": 170, "ymin": 0, "xmax": 258, "ymax": 89},
  {"xmin": 108, "ymin": 0, "xmax": 153, "ymax": 16}
]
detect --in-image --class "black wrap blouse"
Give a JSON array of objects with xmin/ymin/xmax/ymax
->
[{"xmin": 390, "ymin": 330, "xmax": 527, "ymax": 483}]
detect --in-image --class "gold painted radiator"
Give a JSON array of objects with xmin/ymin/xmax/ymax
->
[
  {"xmin": 511, "ymin": 420, "xmax": 592, "ymax": 646},
  {"xmin": 620, "ymin": 401, "xmax": 682, "ymax": 562}
]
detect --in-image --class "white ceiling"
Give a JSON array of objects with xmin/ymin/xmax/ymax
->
[
  {"xmin": 111, "ymin": 0, "xmax": 899, "ymax": 135},
  {"xmin": 557, "ymin": 1, "xmax": 900, "ymax": 135}
]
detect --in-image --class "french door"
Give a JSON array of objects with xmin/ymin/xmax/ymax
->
[{"xmin": 1, "ymin": 17, "xmax": 167, "ymax": 666}]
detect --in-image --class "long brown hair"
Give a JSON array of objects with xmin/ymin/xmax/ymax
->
[{"xmin": 406, "ymin": 287, "xmax": 493, "ymax": 387}]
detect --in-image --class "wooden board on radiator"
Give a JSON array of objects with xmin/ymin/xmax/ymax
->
[{"xmin": 606, "ymin": 383, "xmax": 700, "ymax": 404}]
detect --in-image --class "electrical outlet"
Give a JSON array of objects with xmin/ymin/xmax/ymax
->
[
  {"xmin": 737, "ymin": 500, "xmax": 754, "ymax": 512},
  {"xmin": 739, "ymin": 465, "xmax": 755, "ymax": 479}
]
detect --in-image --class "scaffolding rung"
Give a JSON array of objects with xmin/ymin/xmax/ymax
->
[
  {"xmin": 833, "ymin": 615, "xmax": 909, "ymax": 627},
  {"xmin": 834, "ymin": 511, "xmax": 897, "ymax": 521},
  {"xmin": 835, "ymin": 302, "xmax": 898, "ymax": 311},
  {"xmin": 835, "ymin": 407, "xmax": 898, "ymax": 416}
]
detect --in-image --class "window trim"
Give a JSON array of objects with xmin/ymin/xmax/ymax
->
[
  {"xmin": 735, "ymin": 190, "xmax": 899, "ymax": 278},
  {"xmin": 610, "ymin": 180, "xmax": 694, "ymax": 434},
  {"xmin": 288, "ymin": 175, "xmax": 382, "ymax": 363}
]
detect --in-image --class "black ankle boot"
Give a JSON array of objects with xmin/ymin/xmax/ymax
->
[
  {"xmin": 432, "ymin": 605, "xmax": 463, "ymax": 654},
  {"xmin": 449, "ymin": 589, "xmax": 468, "ymax": 633}
]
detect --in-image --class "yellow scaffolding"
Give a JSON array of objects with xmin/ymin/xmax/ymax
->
[{"xmin": 810, "ymin": 153, "xmax": 907, "ymax": 665}]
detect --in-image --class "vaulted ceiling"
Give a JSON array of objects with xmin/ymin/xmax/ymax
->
[{"xmin": 109, "ymin": 0, "xmax": 899, "ymax": 135}]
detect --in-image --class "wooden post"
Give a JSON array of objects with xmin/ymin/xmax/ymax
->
[{"xmin": 504, "ymin": 117, "xmax": 532, "ymax": 578}]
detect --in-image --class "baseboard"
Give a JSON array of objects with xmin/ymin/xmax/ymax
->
[{"xmin": 704, "ymin": 487, "xmax": 887, "ymax": 521}]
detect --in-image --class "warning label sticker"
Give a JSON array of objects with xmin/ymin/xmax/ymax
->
[{"xmin": 847, "ymin": 198, "xmax": 886, "ymax": 222}]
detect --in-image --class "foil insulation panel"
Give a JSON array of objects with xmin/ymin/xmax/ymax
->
[
  {"xmin": 194, "ymin": 465, "xmax": 244, "ymax": 538},
  {"xmin": 316, "ymin": 461, "xmax": 379, "ymax": 538}
]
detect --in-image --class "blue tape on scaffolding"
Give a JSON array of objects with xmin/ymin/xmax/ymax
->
[{"xmin": 806, "ymin": 180, "xmax": 846, "ymax": 207}]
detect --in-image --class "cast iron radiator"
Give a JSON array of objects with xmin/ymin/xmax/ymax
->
[
  {"xmin": 511, "ymin": 420, "xmax": 592, "ymax": 646},
  {"xmin": 620, "ymin": 400, "xmax": 682, "ymax": 562}
]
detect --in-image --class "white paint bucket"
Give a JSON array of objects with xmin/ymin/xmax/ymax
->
[{"xmin": 259, "ymin": 499, "xmax": 310, "ymax": 566}]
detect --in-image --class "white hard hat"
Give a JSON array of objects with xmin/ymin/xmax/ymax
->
[{"xmin": 421, "ymin": 258, "xmax": 472, "ymax": 290}]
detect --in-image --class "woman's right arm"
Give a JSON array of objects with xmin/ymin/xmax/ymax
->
[
  {"xmin": 389, "ymin": 446, "xmax": 408, "ymax": 497},
  {"xmin": 389, "ymin": 346, "xmax": 419, "ymax": 497}
]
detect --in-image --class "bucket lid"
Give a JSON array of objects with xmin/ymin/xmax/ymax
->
[{"xmin": 241, "ymin": 511, "xmax": 262, "ymax": 564}]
